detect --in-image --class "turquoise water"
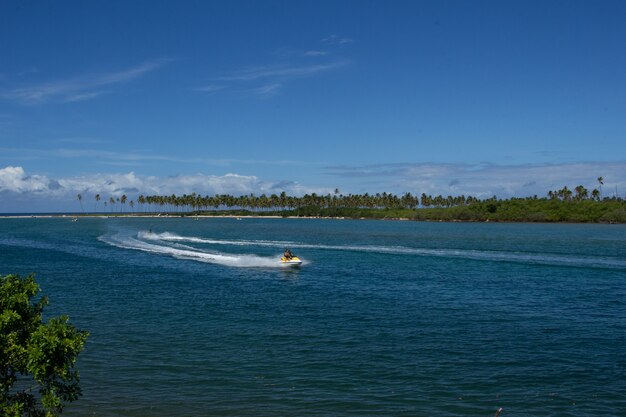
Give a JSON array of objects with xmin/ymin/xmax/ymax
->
[{"xmin": 0, "ymin": 217, "xmax": 625, "ymax": 416}]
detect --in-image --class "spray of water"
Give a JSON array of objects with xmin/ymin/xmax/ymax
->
[{"xmin": 100, "ymin": 232, "xmax": 296, "ymax": 268}]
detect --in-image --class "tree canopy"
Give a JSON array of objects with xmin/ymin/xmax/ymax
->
[
  {"xmin": 71, "ymin": 182, "xmax": 625, "ymax": 223},
  {"xmin": 0, "ymin": 274, "xmax": 88, "ymax": 417}
]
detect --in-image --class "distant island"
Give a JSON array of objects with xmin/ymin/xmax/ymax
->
[{"xmin": 68, "ymin": 184, "xmax": 626, "ymax": 223}]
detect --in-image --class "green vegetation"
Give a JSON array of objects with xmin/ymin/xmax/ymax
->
[
  {"xmin": 257, "ymin": 198, "xmax": 625, "ymax": 223},
  {"xmin": 77, "ymin": 184, "xmax": 625, "ymax": 223},
  {"xmin": 1, "ymin": 274, "xmax": 88, "ymax": 417}
]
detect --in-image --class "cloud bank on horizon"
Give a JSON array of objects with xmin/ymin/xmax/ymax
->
[
  {"xmin": 0, "ymin": 165, "xmax": 329, "ymax": 212},
  {"xmin": 2, "ymin": 163, "xmax": 624, "ymax": 212}
]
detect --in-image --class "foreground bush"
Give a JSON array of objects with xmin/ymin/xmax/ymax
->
[{"xmin": 0, "ymin": 274, "xmax": 88, "ymax": 417}]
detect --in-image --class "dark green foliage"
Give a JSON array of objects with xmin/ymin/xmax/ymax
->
[
  {"xmin": 309, "ymin": 199, "xmax": 622, "ymax": 223},
  {"xmin": 182, "ymin": 199, "xmax": 626, "ymax": 223},
  {"xmin": 407, "ymin": 199, "xmax": 626, "ymax": 223},
  {"xmin": 0, "ymin": 274, "xmax": 88, "ymax": 417},
  {"xmin": 288, "ymin": 199, "xmax": 623, "ymax": 223},
  {"xmin": 87, "ymin": 186, "xmax": 625, "ymax": 223}
]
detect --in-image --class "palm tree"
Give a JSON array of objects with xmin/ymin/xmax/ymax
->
[
  {"xmin": 138, "ymin": 195, "xmax": 146, "ymax": 212},
  {"xmin": 94, "ymin": 194, "xmax": 101, "ymax": 213},
  {"xmin": 591, "ymin": 189, "xmax": 600, "ymax": 201},
  {"xmin": 597, "ymin": 177, "xmax": 604, "ymax": 199},
  {"xmin": 279, "ymin": 191, "xmax": 287, "ymax": 210},
  {"xmin": 76, "ymin": 194, "xmax": 84, "ymax": 213},
  {"xmin": 574, "ymin": 185, "xmax": 588, "ymax": 200},
  {"xmin": 560, "ymin": 186, "xmax": 572, "ymax": 201}
]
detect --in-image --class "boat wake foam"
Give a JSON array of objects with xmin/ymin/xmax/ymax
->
[
  {"xmin": 99, "ymin": 232, "xmax": 290, "ymax": 268},
  {"xmin": 133, "ymin": 231, "xmax": 626, "ymax": 270}
]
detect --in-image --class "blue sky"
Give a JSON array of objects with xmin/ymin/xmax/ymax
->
[{"xmin": 1, "ymin": 0, "xmax": 625, "ymax": 212}]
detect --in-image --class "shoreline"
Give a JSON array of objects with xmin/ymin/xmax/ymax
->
[
  {"xmin": 0, "ymin": 213, "xmax": 285, "ymax": 219},
  {"xmin": 0, "ymin": 213, "xmax": 623, "ymax": 224},
  {"xmin": 2, "ymin": 198, "xmax": 625, "ymax": 224},
  {"xmin": 0, "ymin": 213, "xmax": 339, "ymax": 220}
]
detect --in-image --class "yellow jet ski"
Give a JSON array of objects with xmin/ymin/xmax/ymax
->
[{"xmin": 280, "ymin": 256, "xmax": 302, "ymax": 266}]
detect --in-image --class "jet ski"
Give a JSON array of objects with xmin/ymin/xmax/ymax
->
[{"xmin": 280, "ymin": 256, "xmax": 302, "ymax": 266}]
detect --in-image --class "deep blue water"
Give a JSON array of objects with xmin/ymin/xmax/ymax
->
[{"xmin": 0, "ymin": 217, "xmax": 625, "ymax": 416}]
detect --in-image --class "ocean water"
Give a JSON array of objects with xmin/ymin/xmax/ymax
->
[{"xmin": 0, "ymin": 217, "xmax": 624, "ymax": 417}]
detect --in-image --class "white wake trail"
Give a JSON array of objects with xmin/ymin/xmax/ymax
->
[
  {"xmin": 139, "ymin": 231, "xmax": 295, "ymax": 248},
  {"xmin": 100, "ymin": 233, "xmax": 289, "ymax": 268},
  {"xmin": 139, "ymin": 231, "xmax": 626, "ymax": 270}
]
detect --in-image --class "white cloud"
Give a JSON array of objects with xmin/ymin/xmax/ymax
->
[
  {"xmin": 304, "ymin": 50, "xmax": 329, "ymax": 57},
  {"xmin": 321, "ymin": 35, "xmax": 354, "ymax": 45},
  {"xmin": 0, "ymin": 146, "xmax": 311, "ymax": 168},
  {"xmin": 251, "ymin": 83, "xmax": 281, "ymax": 96},
  {"xmin": 64, "ymin": 91, "xmax": 108, "ymax": 102},
  {"xmin": 198, "ymin": 60, "xmax": 349, "ymax": 99},
  {"xmin": 214, "ymin": 61, "xmax": 348, "ymax": 82},
  {"xmin": 194, "ymin": 85, "xmax": 226, "ymax": 94},
  {"xmin": 56, "ymin": 137, "xmax": 106, "ymax": 145},
  {"xmin": 97, "ymin": 61, "xmax": 166, "ymax": 84},
  {"xmin": 0, "ymin": 166, "xmax": 331, "ymax": 212},
  {"xmin": 196, "ymin": 39, "xmax": 350, "ymax": 98},
  {"xmin": 0, "ymin": 166, "xmax": 50, "ymax": 193},
  {"xmin": 2, "ymin": 162, "xmax": 625, "ymax": 212},
  {"xmin": 325, "ymin": 162, "xmax": 626, "ymax": 198},
  {"xmin": 1, "ymin": 60, "xmax": 168, "ymax": 105}
]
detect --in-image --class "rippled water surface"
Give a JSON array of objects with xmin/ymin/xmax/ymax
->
[{"xmin": 1, "ymin": 217, "xmax": 625, "ymax": 416}]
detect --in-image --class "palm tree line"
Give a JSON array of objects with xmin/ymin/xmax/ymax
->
[
  {"xmin": 79, "ymin": 191, "xmax": 476, "ymax": 213},
  {"xmin": 546, "ymin": 183, "xmax": 608, "ymax": 202},
  {"xmin": 76, "ymin": 181, "xmax": 619, "ymax": 214},
  {"xmin": 79, "ymin": 193, "xmax": 132, "ymax": 213}
]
